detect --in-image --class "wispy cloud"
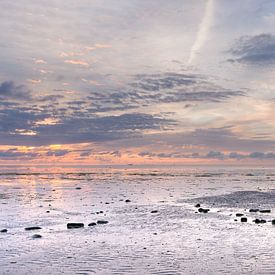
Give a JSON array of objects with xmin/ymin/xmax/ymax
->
[
  {"xmin": 188, "ymin": 0, "xmax": 215, "ymax": 65},
  {"xmin": 64, "ymin": 60, "xmax": 89, "ymax": 67}
]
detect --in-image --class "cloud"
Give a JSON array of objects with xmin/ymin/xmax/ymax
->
[
  {"xmin": 0, "ymin": 148, "xmax": 39, "ymax": 159},
  {"xmin": 0, "ymin": 108, "xmax": 175, "ymax": 146},
  {"xmin": 85, "ymin": 73, "xmax": 244, "ymax": 113},
  {"xmin": 228, "ymin": 33, "xmax": 275, "ymax": 65},
  {"xmin": 188, "ymin": 0, "xmax": 215, "ymax": 64},
  {"xmin": 64, "ymin": 60, "xmax": 89, "ymax": 67},
  {"xmin": 138, "ymin": 150, "xmax": 275, "ymax": 160},
  {"xmin": 205, "ymin": 150, "xmax": 225, "ymax": 159},
  {"xmin": 46, "ymin": 149, "xmax": 70, "ymax": 157},
  {"xmin": 0, "ymin": 81, "xmax": 31, "ymax": 100}
]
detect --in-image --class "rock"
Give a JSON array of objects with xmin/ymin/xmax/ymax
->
[
  {"xmin": 125, "ymin": 199, "xmax": 131, "ymax": 203},
  {"xmin": 198, "ymin": 208, "xmax": 210, "ymax": 213},
  {"xmin": 253, "ymin": 219, "xmax": 266, "ymax": 224},
  {"xmin": 195, "ymin": 203, "xmax": 201, "ymax": 208},
  {"xmin": 236, "ymin": 213, "xmax": 244, "ymax": 217},
  {"xmin": 97, "ymin": 220, "xmax": 108, "ymax": 224},
  {"xmin": 25, "ymin": 226, "xmax": 42, "ymax": 231},
  {"xmin": 241, "ymin": 217, "xmax": 247, "ymax": 222},
  {"xmin": 75, "ymin": 187, "xmax": 81, "ymax": 190},
  {"xmin": 151, "ymin": 210, "xmax": 158, "ymax": 213},
  {"xmin": 249, "ymin": 209, "xmax": 259, "ymax": 213},
  {"xmin": 88, "ymin": 222, "xmax": 97, "ymax": 226},
  {"xmin": 259, "ymin": 210, "xmax": 271, "ymax": 213},
  {"xmin": 32, "ymin": 234, "xmax": 42, "ymax": 239},
  {"xmin": 272, "ymin": 219, "xmax": 275, "ymax": 225},
  {"xmin": 67, "ymin": 223, "xmax": 84, "ymax": 229},
  {"xmin": 246, "ymin": 173, "xmax": 254, "ymax": 176},
  {"xmin": 0, "ymin": 229, "xmax": 7, "ymax": 233}
]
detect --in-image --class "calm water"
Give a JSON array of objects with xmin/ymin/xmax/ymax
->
[{"xmin": 0, "ymin": 166, "xmax": 274, "ymax": 274}]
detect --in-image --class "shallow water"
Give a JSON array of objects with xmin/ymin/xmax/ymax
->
[{"xmin": 0, "ymin": 166, "xmax": 274, "ymax": 274}]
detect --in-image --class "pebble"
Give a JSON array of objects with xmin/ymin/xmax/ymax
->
[
  {"xmin": 32, "ymin": 234, "xmax": 42, "ymax": 239},
  {"xmin": 25, "ymin": 227, "xmax": 42, "ymax": 231},
  {"xmin": 151, "ymin": 210, "xmax": 158, "ymax": 213},
  {"xmin": 67, "ymin": 223, "xmax": 84, "ymax": 229},
  {"xmin": 249, "ymin": 209, "xmax": 259, "ymax": 213},
  {"xmin": 259, "ymin": 210, "xmax": 271, "ymax": 213},
  {"xmin": 241, "ymin": 217, "xmax": 247, "ymax": 222},
  {"xmin": 88, "ymin": 222, "xmax": 97, "ymax": 226},
  {"xmin": 198, "ymin": 208, "xmax": 210, "ymax": 213},
  {"xmin": 0, "ymin": 229, "xmax": 7, "ymax": 233},
  {"xmin": 253, "ymin": 219, "xmax": 266, "ymax": 224},
  {"xmin": 97, "ymin": 220, "xmax": 108, "ymax": 224},
  {"xmin": 236, "ymin": 213, "xmax": 244, "ymax": 217}
]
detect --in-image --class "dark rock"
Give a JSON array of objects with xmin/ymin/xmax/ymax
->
[
  {"xmin": 236, "ymin": 213, "xmax": 244, "ymax": 217},
  {"xmin": 272, "ymin": 219, "xmax": 275, "ymax": 225},
  {"xmin": 32, "ymin": 234, "xmax": 42, "ymax": 239},
  {"xmin": 151, "ymin": 210, "xmax": 158, "ymax": 213},
  {"xmin": 75, "ymin": 187, "xmax": 81, "ymax": 190},
  {"xmin": 88, "ymin": 222, "xmax": 97, "ymax": 226},
  {"xmin": 253, "ymin": 219, "xmax": 266, "ymax": 224},
  {"xmin": 0, "ymin": 229, "xmax": 7, "ymax": 233},
  {"xmin": 259, "ymin": 210, "xmax": 271, "ymax": 213},
  {"xmin": 241, "ymin": 217, "xmax": 247, "ymax": 222},
  {"xmin": 25, "ymin": 226, "xmax": 42, "ymax": 231},
  {"xmin": 246, "ymin": 173, "xmax": 254, "ymax": 176},
  {"xmin": 67, "ymin": 223, "xmax": 84, "ymax": 229},
  {"xmin": 97, "ymin": 220, "xmax": 108, "ymax": 224},
  {"xmin": 249, "ymin": 209, "xmax": 259, "ymax": 213},
  {"xmin": 125, "ymin": 199, "xmax": 131, "ymax": 203},
  {"xmin": 195, "ymin": 203, "xmax": 200, "ymax": 208},
  {"xmin": 198, "ymin": 208, "xmax": 210, "ymax": 213}
]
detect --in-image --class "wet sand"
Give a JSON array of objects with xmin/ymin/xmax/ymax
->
[{"xmin": 0, "ymin": 166, "xmax": 275, "ymax": 274}]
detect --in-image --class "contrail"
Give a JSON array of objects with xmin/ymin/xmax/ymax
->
[{"xmin": 188, "ymin": 0, "xmax": 215, "ymax": 65}]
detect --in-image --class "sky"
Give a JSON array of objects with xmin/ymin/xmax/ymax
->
[{"xmin": 1, "ymin": 0, "xmax": 275, "ymax": 165}]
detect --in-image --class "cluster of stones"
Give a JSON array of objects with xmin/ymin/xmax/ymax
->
[{"xmin": 194, "ymin": 204, "xmax": 275, "ymax": 225}]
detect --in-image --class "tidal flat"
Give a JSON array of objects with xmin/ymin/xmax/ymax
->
[{"xmin": 0, "ymin": 166, "xmax": 274, "ymax": 274}]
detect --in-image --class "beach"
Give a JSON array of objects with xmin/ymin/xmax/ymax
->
[{"xmin": 0, "ymin": 166, "xmax": 274, "ymax": 274}]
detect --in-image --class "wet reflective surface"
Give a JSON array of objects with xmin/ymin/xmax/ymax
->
[{"xmin": 0, "ymin": 166, "xmax": 275, "ymax": 274}]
